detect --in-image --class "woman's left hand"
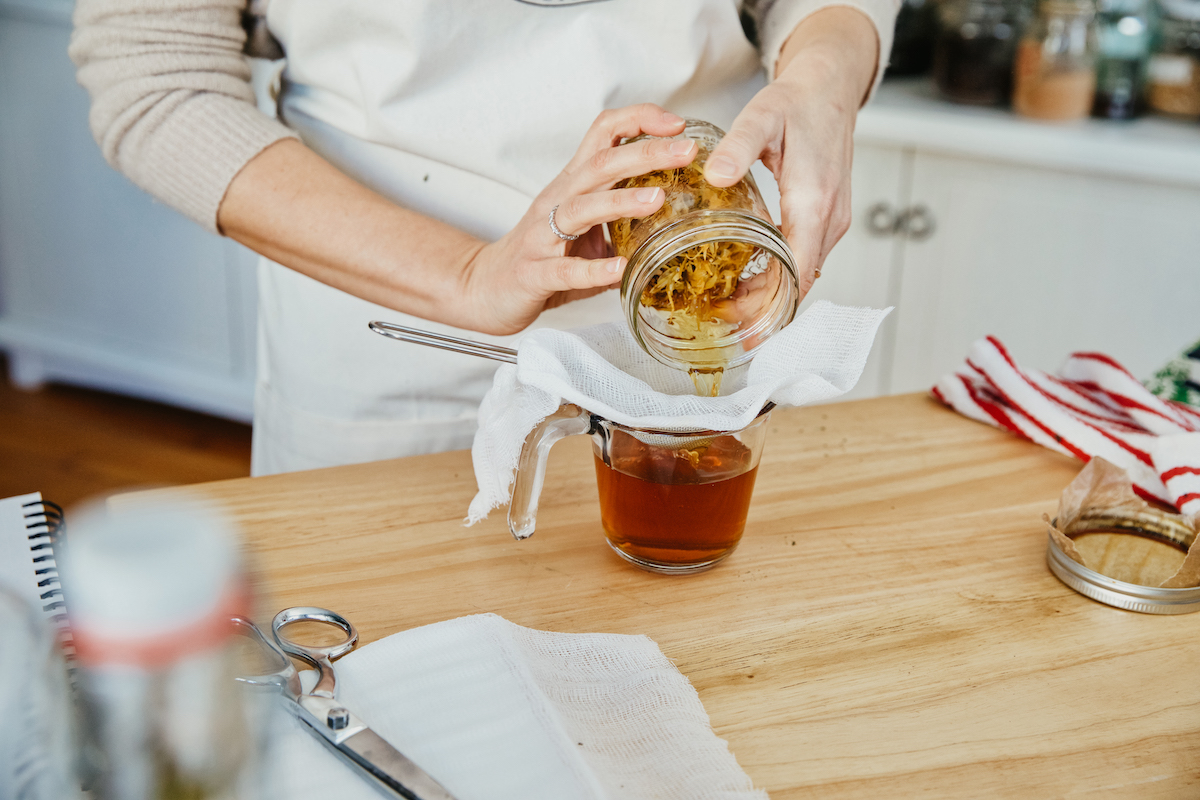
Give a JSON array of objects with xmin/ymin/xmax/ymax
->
[{"xmin": 704, "ymin": 7, "xmax": 880, "ymax": 299}]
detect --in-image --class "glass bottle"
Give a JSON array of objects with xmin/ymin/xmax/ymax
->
[
  {"xmin": 933, "ymin": 0, "xmax": 1025, "ymax": 105},
  {"xmin": 608, "ymin": 120, "xmax": 799, "ymax": 397},
  {"xmin": 64, "ymin": 502, "xmax": 265, "ymax": 800},
  {"xmin": 889, "ymin": 0, "xmax": 940, "ymax": 76},
  {"xmin": 1012, "ymin": 0, "xmax": 1099, "ymax": 120},
  {"xmin": 1145, "ymin": 0, "xmax": 1200, "ymax": 118},
  {"xmin": 1092, "ymin": 0, "xmax": 1154, "ymax": 118},
  {"xmin": 0, "ymin": 588, "xmax": 81, "ymax": 799}
]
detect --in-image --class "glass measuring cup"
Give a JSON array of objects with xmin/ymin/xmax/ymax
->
[{"xmin": 509, "ymin": 404, "xmax": 773, "ymax": 574}]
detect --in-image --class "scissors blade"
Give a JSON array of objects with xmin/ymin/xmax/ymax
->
[{"xmin": 338, "ymin": 728, "xmax": 460, "ymax": 800}]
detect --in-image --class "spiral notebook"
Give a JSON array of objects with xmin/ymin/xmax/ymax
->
[{"xmin": 0, "ymin": 492, "xmax": 70, "ymax": 649}]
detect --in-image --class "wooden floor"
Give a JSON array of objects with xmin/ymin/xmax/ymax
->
[{"xmin": 0, "ymin": 355, "xmax": 252, "ymax": 508}]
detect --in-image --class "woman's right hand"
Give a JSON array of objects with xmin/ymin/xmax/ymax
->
[{"xmin": 458, "ymin": 104, "xmax": 699, "ymax": 336}]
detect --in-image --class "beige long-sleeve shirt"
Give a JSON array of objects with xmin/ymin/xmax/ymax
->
[{"xmin": 69, "ymin": 0, "xmax": 897, "ymax": 235}]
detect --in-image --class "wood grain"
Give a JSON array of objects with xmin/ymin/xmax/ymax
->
[
  {"xmin": 117, "ymin": 394, "xmax": 1200, "ymax": 798},
  {"xmin": 0, "ymin": 357, "xmax": 251, "ymax": 506}
]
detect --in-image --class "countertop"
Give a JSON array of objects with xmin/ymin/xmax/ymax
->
[
  {"xmin": 859, "ymin": 76, "xmax": 1200, "ymax": 188},
  {"xmin": 119, "ymin": 393, "xmax": 1200, "ymax": 798}
]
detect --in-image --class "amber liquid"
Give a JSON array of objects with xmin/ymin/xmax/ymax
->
[{"xmin": 594, "ymin": 434, "xmax": 757, "ymax": 571}]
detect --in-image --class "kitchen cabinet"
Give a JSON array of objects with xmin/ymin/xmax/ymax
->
[
  {"xmin": 892, "ymin": 152, "xmax": 1200, "ymax": 392},
  {"xmin": 797, "ymin": 144, "xmax": 908, "ymax": 401},
  {"xmin": 804, "ymin": 78, "xmax": 1200, "ymax": 399},
  {"xmin": 0, "ymin": 0, "xmax": 259, "ymax": 421}
]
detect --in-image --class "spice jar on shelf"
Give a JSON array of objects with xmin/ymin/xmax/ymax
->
[
  {"xmin": 608, "ymin": 120, "xmax": 799, "ymax": 396},
  {"xmin": 889, "ymin": 0, "xmax": 940, "ymax": 76},
  {"xmin": 933, "ymin": 0, "xmax": 1026, "ymax": 105},
  {"xmin": 1145, "ymin": 0, "xmax": 1200, "ymax": 118},
  {"xmin": 1012, "ymin": 0, "xmax": 1099, "ymax": 121},
  {"xmin": 1092, "ymin": 0, "xmax": 1154, "ymax": 118}
]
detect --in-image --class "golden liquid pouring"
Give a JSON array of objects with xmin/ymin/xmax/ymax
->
[{"xmin": 689, "ymin": 368, "xmax": 723, "ymax": 398}]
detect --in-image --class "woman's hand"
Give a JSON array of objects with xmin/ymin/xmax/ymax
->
[
  {"xmin": 217, "ymin": 105, "xmax": 695, "ymax": 337},
  {"xmin": 704, "ymin": 7, "xmax": 880, "ymax": 299},
  {"xmin": 459, "ymin": 104, "xmax": 697, "ymax": 335}
]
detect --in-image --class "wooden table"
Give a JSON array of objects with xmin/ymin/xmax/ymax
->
[{"xmin": 124, "ymin": 394, "xmax": 1200, "ymax": 797}]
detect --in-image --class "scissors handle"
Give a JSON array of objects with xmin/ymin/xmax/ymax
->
[{"xmin": 272, "ymin": 606, "xmax": 358, "ymax": 699}]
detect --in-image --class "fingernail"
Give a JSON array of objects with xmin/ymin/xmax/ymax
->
[
  {"xmin": 669, "ymin": 139, "xmax": 695, "ymax": 157},
  {"xmin": 635, "ymin": 187, "xmax": 660, "ymax": 203},
  {"xmin": 606, "ymin": 258, "xmax": 624, "ymax": 274},
  {"xmin": 706, "ymin": 155, "xmax": 737, "ymax": 180},
  {"xmin": 662, "ymin": 111, "xmax": 684, "ymax": 125}
]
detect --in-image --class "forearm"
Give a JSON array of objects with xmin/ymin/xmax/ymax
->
[
  {"xmin": 775, "ymin": 7, "xmax": 880, "ymax": 105},
  {"xmin": 218, "ymin": 139, "xmax": 485, "ymax": 327},
  {"xmin": 70, "ymin": 0, "xmax": 296, "ymax": 231}
]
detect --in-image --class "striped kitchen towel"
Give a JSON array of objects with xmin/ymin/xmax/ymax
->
[{"xmin": 932, "ymin": 337, "xmax": 1200, "ymax": 517}]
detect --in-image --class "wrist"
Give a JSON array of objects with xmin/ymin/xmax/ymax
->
[{"xmin": 775, "ymin": 7, "xmax": 880, "ymax": 107}]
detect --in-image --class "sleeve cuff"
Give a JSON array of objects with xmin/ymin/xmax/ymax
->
[
  {"xmin": 756, "ymin": 0, "xmax": 900, "ymax": 103},
  {"xmin": 115, "ymin": 93, "xmax": 298, "ymax": 234}
]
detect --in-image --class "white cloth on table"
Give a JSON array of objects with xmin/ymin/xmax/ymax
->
[
  {"xmin": 933, "ymin": 337, "xmax": 1200, "ymax": 517},
  {"xmin": 261, "ymin": 613, "xmax": 768, "ymax": 800}
]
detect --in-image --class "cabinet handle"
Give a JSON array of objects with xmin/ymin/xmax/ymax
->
[
  {"xmin": 866, "ymin": 202, "xmax": 899, "ymax": 237},
  {"xmin": 897, "ymin": 204, "xmax": 936, "ymax": 241}
]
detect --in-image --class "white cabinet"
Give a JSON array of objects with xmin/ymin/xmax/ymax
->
[
  {"xmin": 800, "ymin": 144, "xmax": 909, "ymax": 401},
  {"xmin": 811, "ymin": 79, "xmax": 1200, "ymax": 399},
  {"xmin": 893, "ymin": 153, "xmax": 1200, "ymax": 392},
  {"xmin": 0, "ymin": 0, "xmax": 258, "ymax": 421}
]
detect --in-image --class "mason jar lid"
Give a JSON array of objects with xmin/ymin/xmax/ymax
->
[{"xmin": 1046, "ymin": 509, "xmax": 1200, "ymax": 614}]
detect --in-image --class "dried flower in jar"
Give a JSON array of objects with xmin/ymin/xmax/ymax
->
[{"xmin": 607, "ymin": 120, "xmax": 799, "ymax": 397}]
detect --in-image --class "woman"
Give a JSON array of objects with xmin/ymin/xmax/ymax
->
[{"xmin": 70, "ymin": 0, "xmax": 897, "ymax": 474}]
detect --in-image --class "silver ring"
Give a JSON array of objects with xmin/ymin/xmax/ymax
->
[{"xmin": 548, "ymin": 204, "xmax": 579, "ymax": 241}]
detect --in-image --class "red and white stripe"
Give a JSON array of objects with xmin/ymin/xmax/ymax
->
[{"xmin": 933, "ymin": 337, "xmax": 1200, "ymax": 515}]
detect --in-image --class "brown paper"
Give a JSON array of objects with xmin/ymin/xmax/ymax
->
[{"xmin": 1045, "ymin": 458, "xmax": 1200, "ymax": 589}]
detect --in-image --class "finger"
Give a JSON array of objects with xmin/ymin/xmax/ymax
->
[
  {"xmin": 571, "ymin": 138, "xmax": 696, "ymax": 194},
  {"xmin": 567, "ymin": 104, "xmax": 686, "ymax": 171},
  {"xmin": 779, "ymin": 188, "xmax": 833, "ymax": 293},
  {"xmin": 536, "ymin": 255, "xmax": 626, "ymax": 294},
  {"xmin": 542, "ymin": 284, "xmax": 617, "ymax": 311},
  {"xmin": 553, "ymin": 186, "xmax": 666, "ymax": 238},
  {"xmin": 705, "ymin": 105, "xmax": 780, "ymax": 188}
]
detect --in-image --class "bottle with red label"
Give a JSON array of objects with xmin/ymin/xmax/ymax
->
[{"xmin": 63, "ymin": 501, "xmax": 263, "ymax": 800}]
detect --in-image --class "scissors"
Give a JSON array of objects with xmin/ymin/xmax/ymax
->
[{"xmin": 233, "ymin": 606, "xmax": 460, "ymax": 800}]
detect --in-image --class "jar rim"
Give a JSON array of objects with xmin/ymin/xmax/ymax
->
[{"xmin": 621, "ymin": 209, "xmax": 799, "ymax": 372}]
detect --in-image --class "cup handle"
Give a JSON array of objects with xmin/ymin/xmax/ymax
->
[{"xmin": 508, "ymin": 404, "xmax": 594, "ymax": 540}]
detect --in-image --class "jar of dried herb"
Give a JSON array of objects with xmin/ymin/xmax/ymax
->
[
  {"xmin": 932, "ymin": 0, "xmax": 1025, "ymax": 105},
  {"xmin": 608, "ymin": 120, "xmax": 800, "ymax": 396},
  {"xmin": 1145, "ymin": 0, "xmax": 1200, "ymax": 118},
  {"xmin": 1012, "ymin": 0, "xmax": 1099, "ymax": 121}
]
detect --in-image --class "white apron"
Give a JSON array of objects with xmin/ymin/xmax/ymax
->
[{"xmin": 254, "ymin": 0, "xmax": 768, "ymax": 475}]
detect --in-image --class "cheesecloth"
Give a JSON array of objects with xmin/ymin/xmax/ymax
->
[
  {"xmin": 469, "ymin": 300, "xmax": 892, "ymax": 524},
  {"xmin": 262, "ymin": 613, "xmax": 769, "ymax": 800}
]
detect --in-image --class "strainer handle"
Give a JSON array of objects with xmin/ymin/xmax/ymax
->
[{"xmin": 508, "ymin": 404, "xmax": 594, "ymax": 540}]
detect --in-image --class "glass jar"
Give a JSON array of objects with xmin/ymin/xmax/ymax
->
[
  {"xmin": 889, "ymin": 0, "xmax": 940, "ymax": 76},
  {"xmin": 608, "ymin": 120, "xmax": 799, "ymax": 396},
  {"xmin": 1092, "ymin": 0, "xmax": 1153, "ymax": 118},
  {"xmin": 65, "ymin": 503, "xmax": 265, "ymax": 800},
  {"xmin": 1145, "ymin": 0, "xmax": 1200, "ymax": 118},
  {"xmin": 1012, "ymin": 0, "xmax": 1099, "ymax": 121},
  {"xmin": 933, "ymin": 0, "xmax": 1025, "ymax": 105}
]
